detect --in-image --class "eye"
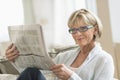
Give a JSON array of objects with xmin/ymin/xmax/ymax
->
[
  {"xmin": 69, "ymin": 28, "xmax": 77, "ymax": 34},
  {"xmin": 79, "ymin": 26, "xmax": 88, "ymax": 32}
]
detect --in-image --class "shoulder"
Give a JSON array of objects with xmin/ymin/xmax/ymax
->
[
  {"xmin": 93, "ymin": 42, "xmax": 113, "ymax": 63},
  {"xmin": 98, "ymin": 50, "xmax": 113, "ymax": 61},
  {"xmin": 94, "ymin": 49, "xmax": 114, "ymax": 67}
]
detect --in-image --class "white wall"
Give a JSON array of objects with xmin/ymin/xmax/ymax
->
[
  {"xmin": 0, "ymin": 0, "xmax": 119, "ymax": 51},
  {"xmin": 109, "ymin": 0, "xmax": 120, "ymax": 43},
  {"xmin": 32, "ymin": 0, "xmax": 86, "ymax": 51},
  {"xmin": 32, "ymin": 0, "xmax": 54, "ymax": 51},
  {"xmin": 0, "ymin": 0, "xmax": 24, "ymax": 42},
  {"xmin": 30, "ymin": 0, "xmax": 120, "ymax": 51}
]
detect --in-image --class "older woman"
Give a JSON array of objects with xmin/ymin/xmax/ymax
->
[{"xmin": 6, "ymin": 9, "xmax": 114, "ymax": 80}]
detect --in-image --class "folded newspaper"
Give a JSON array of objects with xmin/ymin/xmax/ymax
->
[{"xmin": 4, "ymin": 24, "xmax": 55, "ymax": 70}]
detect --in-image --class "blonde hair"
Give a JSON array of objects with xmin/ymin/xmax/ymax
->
[{"xmin": 68, "ymin": 9, "xmax": 103, "ymax": 40}]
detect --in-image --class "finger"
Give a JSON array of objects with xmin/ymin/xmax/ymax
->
[
  {"xmin": 6, "ymin": 50, "xmax": 19, "ymax": 61},
  {"xmin": 53, "ymin": 71, "xmax": 63, "ymax": 76},
  {"xmin": 6, "ymin": 49, "xmax": 19, "ymax": 58},
  {"xmin": 50, "ymin": 64, "xmax": 63, "ymax": 70},
  {"xmin": 6, "ymin": 44, "xmax": 17, "ymax": 55},
  {"xmin": 7, "ymin": 52, "xmax": 19, "ymax": 61},
  {"xmin": 8, "ymin": 54, "xmax": 19, "ymax": 61},
  {"xmin": 51, "ymin": 64, "xmax": 72, "ymax": 80},
  {"xmin": 51, "ymin": 67, "xmax": 65, "ymax": 77},
  {"xmin": 52, "ymin": 67, "xmax": 64, "ymax": 74},
  {"xmin": 50, "ymin": 64, "xmax": 65, "ymax": 74},
  {"xmin": 57, "ymin": 75, "xmax": 64, "ymax": 79},
  {"xmin": 6, "ymin": 43, "xmax": 13, "ymax": 51}
]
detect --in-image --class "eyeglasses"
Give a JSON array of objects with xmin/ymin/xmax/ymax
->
[{"xmin": 69, "ymin": 25, "xmax": 94, "ymax": 34}]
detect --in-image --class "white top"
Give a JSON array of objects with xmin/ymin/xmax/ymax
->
[{"xmin": 42, "ymin": 43, "xmax": 114, "ymax": 80}]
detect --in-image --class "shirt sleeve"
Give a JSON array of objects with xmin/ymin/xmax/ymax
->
[{"xmin": 68, "ymin": 72, "xmax": 82, "ymax": 80}]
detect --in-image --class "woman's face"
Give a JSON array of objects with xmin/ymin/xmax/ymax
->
[{"xmin": 71, "ymin": 20, "xmax": 97, "ymax": 47}]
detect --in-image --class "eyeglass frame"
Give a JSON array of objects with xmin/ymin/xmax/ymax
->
[{"xmin": 68, "ymin": 25, "xmax": 94, "ymax": 34}]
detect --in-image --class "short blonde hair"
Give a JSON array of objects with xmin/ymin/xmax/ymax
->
[{"xmin": 68, "ymin": 9, "xmax": 103, "ymax": 40}]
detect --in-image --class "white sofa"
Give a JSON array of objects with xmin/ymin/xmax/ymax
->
[
  {"xmin": 0, "ymin": 45, "xmax": 119, "ymax": 80},
  {"xmin": 0, "ymin": 74, "xmax": 18, "ymax": 80},
  {"xmin": 0, "ymin": 62, "xmax": 19, "ymax": 80}
]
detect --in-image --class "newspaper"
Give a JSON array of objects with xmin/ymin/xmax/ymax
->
[{"xmin": 7, "ymin": 24, "xmax": 55, "ymax": 70}]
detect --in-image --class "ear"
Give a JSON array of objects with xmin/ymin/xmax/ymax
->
[{"xmin": 93, "ymin": 26, "xmax": 98, "ymax": 35}]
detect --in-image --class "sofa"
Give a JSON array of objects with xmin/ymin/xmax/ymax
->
[{"xmin": 0, "ymin": 45, "xmax": 119, "ymax": 80}]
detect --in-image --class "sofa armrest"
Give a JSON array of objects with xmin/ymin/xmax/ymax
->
[{"xmin": 0, "ymin": 61, "xmax": 19, "ymax": 74}]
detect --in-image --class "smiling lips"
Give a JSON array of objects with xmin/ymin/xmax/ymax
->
[{"xmin": 77, "ymin": 37, "xmax": 84, "ymax": 41}]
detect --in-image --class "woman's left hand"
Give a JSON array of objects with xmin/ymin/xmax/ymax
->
[{"xmin": 50, "ymin": 64, "xmax": 73, "ymax": 80}]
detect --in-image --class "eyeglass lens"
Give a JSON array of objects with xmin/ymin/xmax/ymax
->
[{"xmin": 69, "ymin": 25, "xmax": 93, "ymax": 34}]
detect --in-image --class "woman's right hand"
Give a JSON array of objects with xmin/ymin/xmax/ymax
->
[{"xmin": 5, "ymin": 43, "xmax": 19, "ymax": 62}]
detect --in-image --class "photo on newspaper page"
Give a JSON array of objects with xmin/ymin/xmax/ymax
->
[{"xmin": 8, "ymin": 24, "xmax": 55, "ymax": 70}]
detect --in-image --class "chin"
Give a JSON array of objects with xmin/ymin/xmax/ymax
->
[{"xmin": 77, "ymin": 42, "xmax": 87, "ymax": 47}]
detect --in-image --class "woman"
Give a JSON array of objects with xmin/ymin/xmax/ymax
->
[{"xmin": 6, "ymin": 9, "xmax": 114, "ymax": 80}]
